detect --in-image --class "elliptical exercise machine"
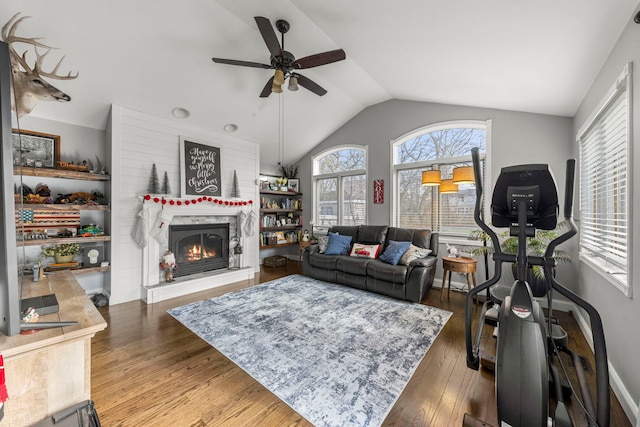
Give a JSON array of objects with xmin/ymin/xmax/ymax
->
[{"xmin": 464, "ymin": 148, "xmax": 610, "ymax": 426}]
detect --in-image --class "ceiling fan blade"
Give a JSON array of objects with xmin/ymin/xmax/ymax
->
[
  {"xmin": 294, "ymin": 73, "xmax": 327, "ymax": 96},
  {"xmin": 292, "ymin": 49, "xmax": 346, "ymax": 69},
  {"xmin": 260, "ymin": 76, "xmax": 275, "ymax": 98},
  {"xmin": 212, "ymin": 57, "xmax": 272, "ymax": 69},
  {"xmin": 254, "ymin": 16, "xmax": 282, "ymax": 58}
]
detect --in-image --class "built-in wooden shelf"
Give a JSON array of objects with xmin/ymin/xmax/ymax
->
[
  {"xmin": 71, "ymin": 266, "xmax": 111, "ymax": 275},
  {"xmin": 15, "ymin": 203, "xmax": 110, "ymax": 211},
  {"xmin": 259, "ymin": 190, "xmax": 302, "ymax": 196},
  {"xmin": 260, "ymin": 225, "xmax": 302, "ymax": 232},
  {"xmin": 17, "ymin": 235, "xmax": 111, "ymax": 247},
  {"xmin": 260, "ymin": 208, "xmax": 303, "ymax": 214},
  {"xmin": 259, "ymin": 242, "xmax": 300, "ymax": 250},
  {"xmin": 14, "ymin": 166, "xmax": 110, "ymax": 181}
]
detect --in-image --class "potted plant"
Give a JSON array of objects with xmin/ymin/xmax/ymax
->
[
  {"xmin": 469, "ymin": 222, "xmax": 571, "ymax": 290},
  {"xmin": 42, "ymin": 243, "xmax": 81, "ymax": 263}
]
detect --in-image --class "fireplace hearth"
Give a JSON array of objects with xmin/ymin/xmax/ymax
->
[{"xmin": 169, "ymin": 223, "xmax": 229, "ymax": 277}]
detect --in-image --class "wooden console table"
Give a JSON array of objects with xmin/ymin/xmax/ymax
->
[{"xmin": 0, "ymin": 271, "xmax": 107, "ymax": 426}]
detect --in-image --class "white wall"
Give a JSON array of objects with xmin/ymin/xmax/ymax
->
[
  {"xmin": 108, "ymin": 105, "xmax": 260, "ymax": 305},
  {"xmin": 573, "ymin": 9, "xmax": 640, "ymax": 424}
]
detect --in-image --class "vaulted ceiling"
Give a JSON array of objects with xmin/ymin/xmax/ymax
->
[{"xmin": 3, "ymin": 0, "xmax": 638, "ymax": 167}]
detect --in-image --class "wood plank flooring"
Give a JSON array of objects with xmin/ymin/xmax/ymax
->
[{"xmin": 91, "ymin": 262, "xmax": 631, "ymax": 426}]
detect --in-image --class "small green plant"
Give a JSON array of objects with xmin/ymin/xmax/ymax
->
[
  {"xmin": 41, "ymin": 243, "xmax": 80, "ymax": 258},
  {"xmin": 469, "ymin": 222, "xmax": 570, "ymax": 279},
  {"xmin": 278, "ymin": 164, "xmax": 298, "ymax": 179}
]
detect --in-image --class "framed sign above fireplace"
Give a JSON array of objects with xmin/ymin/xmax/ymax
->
[{"xmin": 179, "ymin": 136, "xmax": 222, "ymax": 197}]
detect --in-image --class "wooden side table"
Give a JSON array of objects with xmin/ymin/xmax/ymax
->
[
  {"xmin": 298, "ymin": 240, "xmax": 316, "ymax": 270},
  {"xmin": 441, "ymin": 256, "xmax": 478, "ymax": 301}
]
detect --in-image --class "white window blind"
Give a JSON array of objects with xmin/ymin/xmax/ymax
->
[{"xmin": 578, "ymin": 64, "xmax": 631, "ymax": 297}]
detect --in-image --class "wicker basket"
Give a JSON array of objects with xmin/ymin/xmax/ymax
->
[{"xmin": 264, "ymin": 255, "xmax": 287, "ymax": 268}]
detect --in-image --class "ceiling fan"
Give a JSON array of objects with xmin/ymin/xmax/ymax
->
[{"xmin": 212, "ymin": 16, "xmax": 346, "ymax": 97}]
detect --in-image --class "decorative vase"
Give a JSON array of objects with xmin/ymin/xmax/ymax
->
[{"xmin": 55, "ymin": 255, "xmax": 74, "ymax": 263}]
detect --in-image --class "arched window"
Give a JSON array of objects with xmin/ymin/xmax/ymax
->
[
  {"xmin": 313, "ymin": 146, "xmax": 367, "ymax": 226},
  {"xmin": 392, "ymin": 121, "xmax": 489, "ymax": 237}
]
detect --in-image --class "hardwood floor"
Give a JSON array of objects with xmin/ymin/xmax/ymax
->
[{"xmin": 91, "ymin": 262, "xmax": 631, "ymax": 426}]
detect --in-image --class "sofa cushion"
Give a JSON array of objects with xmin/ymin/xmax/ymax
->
[
  {"xmin": 379, "ymin": 240, "xmax": 411, "ymax": 265},
  {"xmin": 366, "ymin": 259, "xmax": 408, "ymax": 283},
  {"xmin": 386, "ymin": 227, "xmax": 432, "ymax": 250},
  {"xmin": 350, "ymin": 243, "xmax": 381, "ymax": 259},
  {"xmin": 337, "ymin": 255, "xmax": 372, "ymax": 275},
  {"xmin": 356, "ymin": 225, "xmax": 388, "ymax": 245},
  {"xmin": 399, "ymin": 245, "xmax": 432, "ymax": 266},
  {"xmin": 308, "ymin": 252, "xmax": 342, "ymax": 269},
  {"xmin": 328, "ymin": 226, "xmax": 360, "ymax": 242},
  {"xmin": 325, "ymin": 232, "xmax": 352, "ymax": 255}
]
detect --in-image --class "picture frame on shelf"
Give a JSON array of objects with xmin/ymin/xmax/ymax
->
[
  {"xmin": 288, "ymin": 179, "xmax": 300, "ymax": 193},
  {"xmin": 12, "ymin": 129, "xmax": 60, "ymax": 169},
  {"xmin": 275, "ymin": 231, "xmax": 286, "ymax": 244},
  {"xmin": 82, "ymin": 245, "xmax": 104, "ymax": 267}
]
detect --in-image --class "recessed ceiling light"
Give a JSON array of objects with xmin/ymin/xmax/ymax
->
[
  {"xmin": 171, "ymin": 107, "xmax": 190, "ymax": 119},
  {"xmin": 223, "ymin": 123, "xmax": 238, "ymax": 132}
]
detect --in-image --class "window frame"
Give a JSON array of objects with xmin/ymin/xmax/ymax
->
[
  {"xmin": 312, "ymin": 145, "xmax": 368, "ymax": 227},
  {"xmin": 576, "ymin": 63, "xmax": 633, "ymax": 298},
  {"xmin": 390, "ymin": 120, "xmax": 491, "ymax": 242}
]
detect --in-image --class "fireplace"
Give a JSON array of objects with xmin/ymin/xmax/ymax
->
[{"xmin": 169, "ymin": 223, "xmax": 229, "ymax": 277}]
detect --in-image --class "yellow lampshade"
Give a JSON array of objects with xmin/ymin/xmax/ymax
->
[
  {"xmin": 421, "ymin": 170, "xmax": 441, "ymax": 186},
  {"xmin": 439, "ymin": 179, "xmax": 458, "ymax": 194},
  {"xmin": 271, "ymin": 82, "xmax": 282, "ymax": 93},
  {"xmin": 452, "ymin": 166, "xmax": 475, "ymax": 185},
  {"xmin": 274, "ymin": 69, "xmax": 285, "ymax": 86}
]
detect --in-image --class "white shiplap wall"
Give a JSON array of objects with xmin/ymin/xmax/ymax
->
[{"xmin": 108, "ymin": 105, "xmax": 260, "ymax": 304}]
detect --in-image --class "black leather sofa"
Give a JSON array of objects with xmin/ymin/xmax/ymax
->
[{"xmin": 302, "ymin": 225, "xmax": 439, "ymax": 303}]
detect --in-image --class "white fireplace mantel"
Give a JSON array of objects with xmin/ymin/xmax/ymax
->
[{"xmin": 141, "ymin": 202, "xmax": 256, "ymax": 303}]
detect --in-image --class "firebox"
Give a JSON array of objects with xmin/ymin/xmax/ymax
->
[{"xmin": 169, "ymin": 223, "xmax": 229, "ymax": 277}]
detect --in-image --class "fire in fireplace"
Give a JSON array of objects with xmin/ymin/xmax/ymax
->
[
  {"xmin": 169, "ymin": 223, "xmax": 229, "ymax": 277},
  {"xmin": 184, "ymin": 244, "xmax": 217, "ymax": 262}
]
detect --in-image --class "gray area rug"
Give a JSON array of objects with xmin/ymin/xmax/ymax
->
[{"xmin": 168, "ymin": 274, "xmax": 451, "ymax": 427}]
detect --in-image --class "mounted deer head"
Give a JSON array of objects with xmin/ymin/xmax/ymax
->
[{"xmin": 1, "ymin": 12, "xmax": 78, "ymax": 117}]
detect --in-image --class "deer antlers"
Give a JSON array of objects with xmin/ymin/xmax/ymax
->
[{"xmin": 1, "ymin": 12, "xmax": 78, "ymax": 117}]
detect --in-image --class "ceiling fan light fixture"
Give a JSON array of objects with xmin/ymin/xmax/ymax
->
[
  {"xmin": 271, "ymin": 82, "xmax": 282, "ymax": 93},
  {"xmin": 288, "ymin": 75, "xmax": 299, "ymax": 91},
  {"xmin": 273, "ymin": 69, "xmax": 285, "ymax": 86}
]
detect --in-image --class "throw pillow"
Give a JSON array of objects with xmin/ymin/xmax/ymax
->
[
  {"xmin": 324, "ymin": 232, "xmax": 353, "ymax": 255},
  {"xmin": 350, "ymin": 243, "xmax": 381, "ymax": 259},
  {"xmin": 379, "ymin": 240, "xmax": 412, "ymax": 265},
  {"xmin": 399, "ymin": 244, "xmax": 432, "ymax": 266},
  {"xmin": 317, "ymin": 236, "xmax": 329, "ymax": 253}
]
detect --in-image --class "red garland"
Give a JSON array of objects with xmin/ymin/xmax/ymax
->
[{"xmin": 143, "ymin": 195, "xmax": 253, "ymax": 207}]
